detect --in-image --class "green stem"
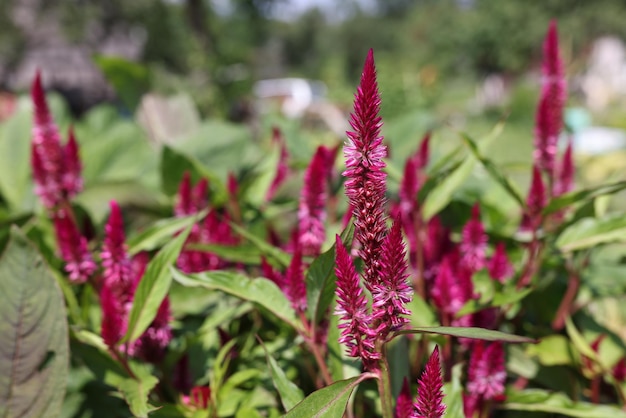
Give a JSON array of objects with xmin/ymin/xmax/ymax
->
[{"xmin": 378, "ymin": 347, "xmax": 395, "ymax": 418}]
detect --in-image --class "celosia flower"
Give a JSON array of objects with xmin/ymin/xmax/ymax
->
[
  {"xmin": 431, "ymin": 255, "xmax": 472, "ymax": 316},
  {"xmin": 334, "ymin": 235, "xmax": 379, "ymax": 368},
  {"xmin": 521, "ymin": 166, "xmax": 546, "ymax": 231},
  {"xmin": 130, "ymin": 296, "xmax": 172, "ymax": 363},
  {"xmin": 343, "ymin": 48, "xmax": 388, "ymax": 289},
  {"xmin": 261, "ymin": 257, "xmax": 284, "ymax": 289},
  {"xmin": 52, "ymin": 206, "xmax": 96, "ymax": 283},
  {"xmin": 466, "ymin": 341, "xmax": 506, "ymax": 401},
  {"xmin": 266, "ymin": 127, "xmax": 290, "ymax": 201},
  {"xmin": 100, "ymin": 283, "xmax": 127, "ymax": 347},
  {"xmin": 371, "ymin": 219, "xmax": 413, "ymax": 337},
  {"xmin": 488, "ymin": 242, "xmax": 514, "ymax": 283},
  {"xmin": 412, "ymin": 346, "xmax": 446, "ymax": 418},
  {"xmin": 613, "ymin": 358, "xmax": 626, "ymax": 382},
  {"xmin": 298, "ymin": 146, "xmax": 331, "ymax": 257},
  {"xmin": 553, "ymin": 139, "xmax": 574, "ymax": 197},
  {"xmin": 395, "ymin": 377, "xmax": 414, "ymax": 418},
  {"xmin": 182, "ymin": 386, "xmax": 211, "ymax": 410},
  {"xmin": 534, "ymin": 20, "xmax": 566, "ymax": 177},
  {"xmin": 460, "ymin": 204, "xmax": 488, "ymax": 272},
  {"xmin": 284, "ymin": 245, "xmax": 307, "ymax": 313},
  {"xmin": 101, "ymin": 201, "xmax": 133, "ymax": 292},
  {"xmin": 31, "ymin": 72, "xmax": 83, "ymax": 208}
]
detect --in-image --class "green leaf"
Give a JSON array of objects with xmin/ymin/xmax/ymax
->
[
  {"xmin": 526, "ymin": 335, "xmax": 575, "ymax": 366},
  {"xmin": 443, "ymin": 363, "xmax": 465, "ymax": 418},
  {"xmin": 123, "ymin": 225, "xmax": 192, "ymax": 343},
  {"xmin": 94, "ymin": 55, "xmax": 149, "ymax": 110},
  {"xmin": 127, "ymin": 213, "xmax": 204, "ymax": 255},
  {"xmin": 229, "ymin": 222, "xmax": 291, "ymax": 267},
  {"xmin": 243, "ymin": 143, "xmax": 281, "ymax": 207},
  {"xmin": 457, "ymin": 287, "xmax": 532, "ymax": 316},
  {"xmin": 396, "ymin": 326, "xmax": 535, "ymax": 343},
  {"xmin": 461, "ymin": 133, "xmax": 525, "ymax": 207},
  {"xmin": 408, "ymin": 295, "xmax": 438, "ymax": 327},
  {"xmin": 0, "ymin": 227, "xmax": 69, "ymax": 418},
  {"xmin": 306, "ymin": 224, "xmax": 354, "ymax": 325},
  {"xmin": 556, "ymin": 214, "xmax": 626, "ymax": 252},
  {"xmin": 503, "ymin": 389, "xmax": 626, "ymax": 417},
  {"xmin": 172, "ymin": 269, "xmax": 300, "ymax": 330},
  {"xmin": 117, "ymin": 368, "xmax": 159, "ymax": 418},
  {"xmin": 543, "ymin": 181, "xmax": 626, "ymax": 216},
  {"xmin": 187, "ymin": 242, "xmax": 263, "ymax": 265},
  {"xmin": 260, "ymin": 340, "xmax": 304, "ymax": 411},
  {"xmin": 284, "ymin": 374, "xmax": 373, "ymax": 418}
]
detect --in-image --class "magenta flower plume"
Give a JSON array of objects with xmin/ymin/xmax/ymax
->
[
  {"xmin": 522, "ymin": 166, "xmax": 546, "ymax": 231},
  {"xmin": 101, "ymin": 201, "xmax": 134, "ymax": 291},
  {"xmin": 395, "ymin": 377, "xmax": 414, "ymax": 418},
  {"xmin": 261, "ymin": 257, "xmax": 284, "ymax": 289},
  {"xmin": 460, "ymin": 204, "xmax": 488, "ymax": 272},
  {"xmin": 488, "ymin": 242, "xmax": 514, "ymax": 283},
  {"xmin": 371, "ymin": 219, "xmax": 413, "ymax": 337},
  {"xmin": 467, "ymin": 341, "xmax": 506, "ymax": 401},
  {"xmin": 334, "ymin": 235, "xmax": 379, "ymax": 368},
  {"xmin": 432, "ymin": 254, "xmax": 473, "ymax": 317},
  {"xmin": 298, "ymin": 146, "xmax": 331, "ymax": 257},
  {"xmin": 31, "ymin": 72, "xmax": 83, "ymax": 208},
  {"xmin": 52, "ymin": 206, "xmax": 96, "ymax": 283},
  {"xmin": 100, "ymin": 284, "xmax": 127, "ymax": 347},
  {"xmin": 412, "ymin": 346, "xmax": 446, "ymax": 418},
  {"xmin": 266, "ymin": 126, "xmax": 290, "ymax": 201},
  {"xmin": 534, "ymin": 20, "xmax": 566, "ymax": 177},
  {"xmin": 344, "ymin": 49, "xmax": 388, "ymax": 289},
  {"xmin": 553, "ymin": 139, "xmax": 574, "ymax": 197},
  {"xmin": 175, "ymin": 171, "xmax": 194, "ymax": 216},
  {"xmin": 130, "ymin": 297, "xmax": 173, "ymax": 363},
  {"xmin": 284, "ymin": 245, "xmax": 307, "ymax": 313},
  {"xmin": 613, "ymin": 358, "xmax": 626, "ymax": 383}
]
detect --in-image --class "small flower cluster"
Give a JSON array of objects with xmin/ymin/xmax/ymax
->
[{"xmin": 30, "ymin": 72, "xmax": 95, "ymax": 283}]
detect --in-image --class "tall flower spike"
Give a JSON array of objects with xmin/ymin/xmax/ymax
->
[
  {"xmin": 467, "ymin": 341, "xmax": 506, "ymax": 401},
  {"xmin": 284, "ymin": 245, "xmax": 307, "ymax": 313},
  {"xmin": 175, "ymin": 171, "xmax": 194, "ymax": 216},
  {"xmin": 395, "ymin": 377, "xmax": 414, "ymax": 418},
  {"xmin": 460, "ymin": 204, "xmax": 488, "ymax": 272},
  {"xmin": 31, "ymin": 71, "xmax": 68, "ymax": 208},
  {"xmin": 344, "ymin": 49, "xmax": 388, "ymax": 289},
  {"xmin": 533, "ymin": 20, "xmax": 566, "ymax": 178},
  {"xmin": 100, "ymin": 283, "xmax": 127, "ymax": 347},
  {"xmin": 488, "ymin": 242, "xmax": 514, "ymax": 283},
  {"xmin": 298, "ymin": 146, "xmax": 330, "ymax": 257},
  {"xmin": 554, "ymin": 139, "xmax": 574, "ymax": 197},
  {"xmin": 52, "ymin": 206, "xmax": 96, "ymax": 283},
  {"xmin": 412, "ymin": 346, "xmax": 446, "ymax": 418},
  {"xmin": 101, "ymin": 201, "xmax": 134, "ymax": 292},
  {"xmin": 522, "ymin": 166, "xmax": 546, "ymax": 231},
  {"xmin": 371, "ymin": 219, "xmax": 413, "ymax": 337},
  {"xmin": 334, "ymin": 235, "xmax": 379, "ymax": 368},
  {"xmin": 266, "ymin": 127, "xmax": 289, "ymax": 201},
  {"xmin": 63, "ymin": 127, "xmax": 83, "ymax": 198}
]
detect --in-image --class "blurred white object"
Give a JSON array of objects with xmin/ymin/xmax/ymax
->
[
  {"xmin": 253, "ymin": 78, "xmax": 326, "ymax": 118},
  {"xmin": 581, "ymin": 37, "xmax": 626, "ymax": 112},
  {"xmin": 573, "ymin": 126, "xmax": 626, "ymax": 155}
]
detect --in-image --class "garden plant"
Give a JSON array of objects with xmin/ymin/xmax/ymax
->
[{"xmin": 3, "ymin": 20, "xmax": 626, "ymax": 418}]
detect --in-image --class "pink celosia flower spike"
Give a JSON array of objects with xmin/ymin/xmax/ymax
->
[
  {"xmin": 175, "ymin": 171, "xmax": 194, "ymax": 217},
  {"xmin": 412, "ymin": 346, "xmax": 446, "ymax": 418},
  {"xmin": 298, "ymin": 146, "xmax": 331, "ymax": 257},
  {"xmin": 63, "ymin": 126, "xmax": 83, "ymax": 198},
  {"xmin": 100, "ymin": 283, "xmax": 127, "ymax": 347},
  {"xmin": 488, "ymin": 242, "xmax": 514, "ymax": 283},
  {"xmin": 460, "ymin": 204, "xmax": 488, "ymax": 272},
  {"xmin": 266, "ymin": 126, "xmax": 290, "ymax": 202},
  {"xmin": 31, "ymin": 71, "xmax": 68, "ymax": 208},
  {"xmin": 101, "ymin": 201, "xmax": 133, "ymax": 292},
  {"xmin": 466, "ymin": 341, "xmax": 506, "ymax": 402},
  {"xmin": 334, "ymin": 235, "xmax": 379, "ymax": 368},
  {"xmin": 534, "ymin": 20, "xmax": 566, "ymax": 178},
  {"xmin": 284, "ymin": 245, "xmax": 307, "ymax": 313},
  {"xmin": 395, "ymin": 377, "xmax": 414, "ymax": 418},
  {"xmin": 553, "ymin": 139, "xmax": 574, "ymax": 197},
  {"xmin": 371, "ymin": 219, "xmax": 413, "ymax": 337},
  {"xmin": 344, "ymin": 49, "xmax": 388, "ymax": 290},
  {"xmin": 522, "ymin": 166, "xmax": 546, "ymax": 231},
  {"xmin": 52, "ymin": 206, "xmax": 96, "ymax": 283}
]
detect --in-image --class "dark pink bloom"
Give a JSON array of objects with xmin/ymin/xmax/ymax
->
[
  {"xmin": 101, "ymin": 201, "xmax": 134, "ymax": 292},
  {"xmin": 298, "ymin": 146, "xmax": 331, "ymax": 257},
  {"xmin": 613, "ymin": 358, "xmax": 626, "ymax": 382},
  {"xmin": 52, "ymin": 206, "xmax": 96, "ymax": 283},
  {"xmin": 534, "ymin": 20, "xmax": 566, "ymax": 177},
  {"xmin": 130, "ymin": 296, "xmax": 172, "ymax": 363},
  {"xmin": 460, "ymin": 204, "xmax": 488, "ymax": 272},
  {"xmin": 266, "ymin": 127, "xmax": 290, "ymax": 201},
  {"xmin": 412, "ymin": 346, "xmax": 446, "ymax": 418},
  {"xmin": 31, "ymin": 72, "xmax": 83, "ymax": 208},
  {"xmin": 261, "ymin": 257, "xmax": 284, "ymax": 289},
  {"xmin": 343, "ymin": 49, "xmax": 388, "ymax": 289},
  {"xmin": 175, "ymin": 172, "xmax": 194, "ymax": 216},
  {"xmin": 371, "ymin": 220, "xmax": 413, "ymax": 337},
  {"xmin": 284, "ymin": 246, "xmax": 307, "ymax": 313},
  {"xmin": 467, "ymin": 341, "xmax": 506, "ymax": 401},
  {"xmin": 182, "ymin": 386, "xmax": 211, "ymax": 410},
  {"xmin": 521, "ymin": 166, "xmax": 546, "ymax": 231},
  {"xmin": 334, "ymin": 235, "xmax": 379, "ymax": 368},
  {"xmin": 553, "ymin": 139, "xmax": 574, "ymax": 197},
  {"xmin": 488, "ymin": 242, "xmax": 514, "ymax": 283},
  {"xmin": 100, "ymin": 283, "xmax": 127, "ymax": 347},
  {"xmin": 431, "ymin": 255, "xmax": 472, "ymax": 316},
  {"xmin": 396, "ymin": 377, "xmax": 414, "ymax": 418}
]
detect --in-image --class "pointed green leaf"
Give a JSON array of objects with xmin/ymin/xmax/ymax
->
[
  {"xmin": 306, "ymin": 224, "xmax": 354, "ymax": 325},
  {"xmin": 260, "ymin": 340, "xmax": 304, "ymax": 411},
  {"xmin": 230, "ymin": 222, "xmax": 291, "ymax": 267},
  {"xmin": 503, "ymin": 389, "xmax": 626, "ymax": 417},
  {"xmin": 127, "ymin": 213, "xmax": 204, "ymax": 255},
  {"xmin": 123, "ymin": 225, "xmax": 191, "ymax": 343},
  {"xmin": 396, "ymin": 326, "xmax": 535, "ymax": 343},
  {"xmin": 543, "ymin": 181, "xmax": 626, "ymax": 216},
  {"xmin": 117, "ymin": 371, "xmax": 159, "ymax": 418},
  {"xmin": 0, "ymin": 227, "xmax": 69, "ymax": 418},
  {"xmin": 172, "ymin": 269, "xmax": 300, "ymax": 330},
  {"xmin": 556, "ymin": 214, "xmax": 626, "ymax": 252},
  {"xmin": 457, "ymin": 287, "xmax": 532, "ymax": 316},
  {"xmin": 284, "ymin": 374, "xmax": 373, "ymax": 418}
]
